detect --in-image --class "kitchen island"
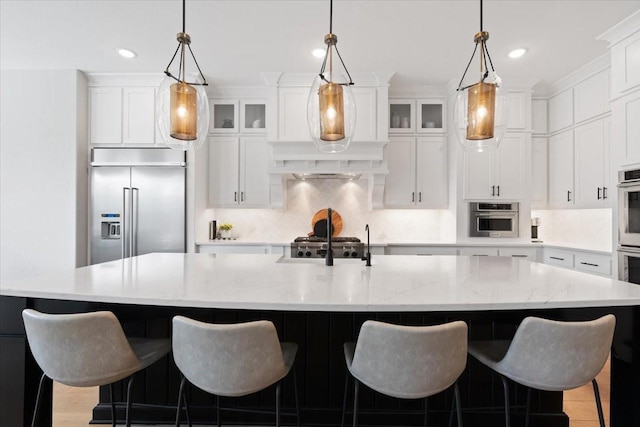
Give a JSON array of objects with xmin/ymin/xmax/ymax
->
[{"xmin": 2, "ymin": 253, "xmax": 639, "ymax": 426}]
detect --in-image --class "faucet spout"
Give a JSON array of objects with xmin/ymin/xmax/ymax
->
[
  {"xmin": 326, "ymin": 207, "xmax": 333, "ymax": 266},
  {"xmin": 363, "ymin": 224, "xmax": 372, "ymax": 267}
]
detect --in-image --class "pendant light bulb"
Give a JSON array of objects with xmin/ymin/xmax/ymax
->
[
  {"xmin": 307, "ymin": 0, "xmax": 356, "ymax": 153},
  {"xmin": 454, "ymin": 1, "xmax": 508, "ymax": 152},
  {"xmin": 156, "ymin": 1, "xmax": 210, "ymax": 151}
]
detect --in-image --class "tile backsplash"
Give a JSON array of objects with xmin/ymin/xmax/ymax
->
[
  {"xmin": 531, "ymin": 209, "xmax": 613, "ymax": 252},
  {"xmin": 200, "ymin": 179, "xmax": 451, "ymax": 242}
]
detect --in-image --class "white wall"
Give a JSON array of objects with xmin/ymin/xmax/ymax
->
[
  {"xmin": 198, "ymin": 179, "xmax": 451, "ymax": 243},
  {"xmin": 1, "ymin": 69, "xmax": 88, "ymax": 283}
]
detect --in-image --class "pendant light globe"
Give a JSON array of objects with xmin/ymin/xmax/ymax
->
[
  {"xmin": 307, "ymin": 74, "xmax": 356, "ymax": 153},
  {"xmin": 156, "ymin": 74, "xmax": 209, "ymax": 150},
  {"xmin": 453, "ymin": 72, "xmax": 508, "ymax": 152}
]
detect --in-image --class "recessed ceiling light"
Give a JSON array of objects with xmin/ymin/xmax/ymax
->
[
  {"xmin": 117, "ymin": 48, "xmax": 137, "ymax": 59},
  {"xmin": 508, "ymin": 48, "xmax": 527, "ymax": 59},
  {"xmin": 312, "ymin": 48, "xmax": 325, "ymax": 58}
]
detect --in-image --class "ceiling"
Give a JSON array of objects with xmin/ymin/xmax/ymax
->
[{"xmin": 1, "ymin": 0, "xmax": 639, "ymax": 95}]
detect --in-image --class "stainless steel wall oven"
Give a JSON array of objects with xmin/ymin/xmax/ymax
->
[
  {"xmin": 618, "ymin": 169, "xmax": 640, "ymax": 284},
  {"xmin": 469, "ymin": 202, "xmax": 519, "ymax": 238}
]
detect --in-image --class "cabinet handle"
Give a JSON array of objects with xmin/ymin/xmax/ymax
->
[
  {"xmin": 603, "ymin": 187, "xmax": 608, "ymax": 199},
  {"xmin": 567, "ymin": 190, "xmax": 572, "ymax": 202},
  {"xmin": 241, "ymin": 191, "xmax": 244, "ymax": 202},
  {"xmin": 511, "ymin": 254, "xmax": 528, "ymax": 258},
  {"xmin": 418, "ymin": 192, "xmax": 422, "ymax": 202},
  {"xmin": 550, "ymin": 256, "xmax": 565, "ymax": 261},
  {"xmin": 412, "ymin": 192, "xmax": 415, "ymax": 202},
  {"xmin": 580, "ymin": 262, "xmax": 599, "ymax": 267},
  {"xmin": 234, "ymin": 191, "xmax": 237, "ymax": 202},
  {"xmin": 597, "ymin": 187, "xmax": 602, "ymax": 200},
  {"xmin": 491, "ymin": 185, "xmax": 495, "ymax": 197},
  {"xmin": 496, "ymin": 185, "xmax": 500, "ymax": 197}
]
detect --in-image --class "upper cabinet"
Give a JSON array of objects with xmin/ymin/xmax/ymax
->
[
  {"xmin": 463, "ymin": 133, "xmax": 526, "ymax": 200},
  {"xmin": 388, "ymin": 99, "xmax": 446, "ymax": 134},
  {"xmin": 531, "ymin": 99, "xmax": 548, "ymax": 134},
  {"xmin": 209, "ymin": 99, "xmax": 266, "ymax": 134},
  {"xmin": 548, "ymin": 89, "xmax": 573, "ymax": 133},
  {"xmin": 574, "ymin": 69, "xmax": 610, "ymax": 124},
  {"xmin": 384, "ymin": 136, "xmax": 447, "ymax": 208},
  {"xmin": 609, "ymin": 30, "xmax": 640, "ymax": 98},
  {"xmin": 89, "ymin": 86, "xmax": 157, "ymax": 145}
]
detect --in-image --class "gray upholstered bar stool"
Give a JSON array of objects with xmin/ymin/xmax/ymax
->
[
  {"xmin": 342, "ymin": 320, "xmax": 468, "ymax": 427},
  {"xmin": 468, "ymin": 314, "xmax": 615, "ymax": 427},
  {"xmin": 172, "ymin": 316, "xmax": 300, "ymax": 427},
  {"xmin": 22, "ymin": 309, "xmax": 171, "ymax": 427}
]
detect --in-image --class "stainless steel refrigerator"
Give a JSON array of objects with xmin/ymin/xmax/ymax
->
[{"xmin": 90, "ymin": 148, "xmax": 186, "ymax": 264}]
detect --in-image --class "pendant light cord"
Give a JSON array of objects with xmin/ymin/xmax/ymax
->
[{"xmin": 318, "ymin": 0, "xmax": 354, "ymax": 86}]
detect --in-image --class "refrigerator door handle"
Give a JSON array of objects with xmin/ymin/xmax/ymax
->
[
  {"xmin": 132, "ymin": 187, "xmax": 139, "ymax": 257},
  {"xmin": 122, "ymin": 187, "xmax": 129, "ymax": 259}
]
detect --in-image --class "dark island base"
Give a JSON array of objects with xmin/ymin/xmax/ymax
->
[{"xmin": 2, "ymin": 296, "xmax": 638, "ymax": 427}]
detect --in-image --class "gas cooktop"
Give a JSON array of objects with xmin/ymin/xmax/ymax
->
[{"xmin": 291, "ymin": 236, "xmax": 364, "ymax": 258}]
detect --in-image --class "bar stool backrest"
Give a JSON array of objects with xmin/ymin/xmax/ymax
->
[
  {"xmin": 22, "ymin": 309, "xmax": 141, "ymax": 387},
  {"xmin": 350, "ymin": 320, "xmax": 468, "ymax": 399},
  {"xmin": 172, "ymin": 316, "xmax": 288, "ymax": 397},
  {"xmin": 497, "ymin": 315, "xmax": 615, "ymax": 391}
]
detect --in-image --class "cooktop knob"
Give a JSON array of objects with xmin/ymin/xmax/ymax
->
[
  {"xmin": 305, "ymin": 251, "xmax": 312, "ymax": 257},
  {"xmin": 343, "ymin": 251, "xmax": 351, "ymax": 257},
  {"xmin": 351, "ymin": 251, "xmax": 359, "ymax": 258}
]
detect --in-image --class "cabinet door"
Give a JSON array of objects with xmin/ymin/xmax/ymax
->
[
  {"xmin": 210, "ymin": 99, "xmax": 239, "ymax": 133},
  {"xmin": 417, "ymin": 99, "xmax": 446, "ymax": 133},
  {"xmin": 389, "ymin": 100, "xmax": 415, "ymax": 133},
  {"xmin": 416, "ymin": 137, "xmax": 447, "ymax": 207},
  {"xmin": 575, "ymin": 120, "xmax": 606, "ymax": 207},
  {"xmin": 548, "ymin": 89, "xmax": 573, "ymax": 133},
  {"xmin": 531, "ymin": 99, "xmax": 548, "ymax": 135},
  {"xmin": 352, "ymin": 88, "xmax": 377, "ymax": 141},
  {"xmin": 240, "ymin": 101, "xmax": 266, "ymax": 133},
  {"xmin": 122, "ymin": 87, "xmax": 156, "ymax": 144},
  {"xmin": 612, "ymin": 89, "xmax": 640, "ymax": 167},
  {"xmin": 239, "ymin": 136, "xmax": 270, "ymax": 207},
  {"xmin": 279, "ymin": 88, "xmax": 310, "ymax": 141},
  {"xmin": 531, "ymin": 137, "xmax": 548, "ymax": 208},
  {"xmin": 463, "ymin": 149, "xmax": 494, "ymax": 199},
  {"xmin": 208, "ymin": 137, "xmax": 240, "ymax": 207},
  {"xmin": 548, "ymin": 130, "xmax": 574, "ymax": 207},
  {"xmin": 90, "ymin": 87, "xmax": 122, "ymax": 144},
  {"xmin": 574, "ymin": 70, "xmax": 610, "ymax": 124},
  {"xmin": 507, "ymin": 92, "xmax": 527, "ymax": 130},
  {"xmin": 384, "ymin": 137, "xmax": 416, "ymax": 207},
  {"xmin": 495, "ymin": 134, "xmax": 525, "ymax": 199}
]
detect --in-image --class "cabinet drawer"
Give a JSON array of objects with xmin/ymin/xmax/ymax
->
[
  {"xmin": 498, "ymin": 248, "xmax": 539, "ymax": 260},
  {"xmin": 574, "ymin": 253, "xmax": 612, "ymax": 277},
  {"xmin": 459, "ymin": 247, "xmax": 499, "ymax": 256},
  {"xmin": 386, "ymin": 246, "xmax": 459, "ymax": 256},
  {"xmin": 544, "ymin": 249, "xmax": 574, "ymax": 268}
]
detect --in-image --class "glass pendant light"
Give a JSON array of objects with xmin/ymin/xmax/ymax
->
[
  {"xmin": 454, "ymin": 0, "xmax": 508, "ymax": 152},
  {"xmin": 307, "ymin": 0, "xmax": 356, "ymax": 153},
  {"xmin": 156, "ymin": 0, "xmax": 209, "ymax": 150}
]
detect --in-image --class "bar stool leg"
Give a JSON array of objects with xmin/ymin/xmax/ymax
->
[
  {"xmin": 592, "ymin": 379, "xmax": 606, "ymax": 427},
  {"xmin": 216, "ymin": 395, "xmax": 221, "ymax": 427},
  {"xmin": 352, "ymin": 378, "xmax": 360, "ymax": 427},
  {"xmin": 293, "ymin": 367, "xmax": 301, "ymax": 427},
  {"xmin": 30, "ymin": 373, "xmax": 49, "ymax": 427},
  {"xmin": 341, "ymin": 373, "xmax": 350, "ymax": 427},
  {"xmin": 454, "ymin": 382, "xmax": 463, "ymax": 427},
  {"xmin": 499, "ymin": 374, "xmax": 511, "ymax": 427},
  {"xmin": 424, "ymin": 396, "xmax": 428, "ymax": 427},
  {"xmin": 125, "ymin": 375, "xmax": 135, "ymax": 427},
  {"xmin": 525, "ymin": 387, "xmax": 532, "ymax": 427},
  {"xmin": 276, "ymin": 382, "xmax": 281, "ymax": 427},
  {"xmin": 109, "ymin": 382, "xmax": 116, "ymax": 427},
  {"xmin": 175, "ymin": 375, "xmax": 188, "ymax": 427}
]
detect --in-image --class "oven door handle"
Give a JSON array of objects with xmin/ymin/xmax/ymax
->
[{"xmin": 618, "ymin": 246, "xmax": 640, "ymax": 255}]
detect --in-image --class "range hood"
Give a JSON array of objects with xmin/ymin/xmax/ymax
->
[{"xmin": 292, "ymin": 172, "xmax": 362, "ymax": 180}]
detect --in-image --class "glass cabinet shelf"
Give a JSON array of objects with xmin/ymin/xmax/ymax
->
[{"xmin": 389, "ymin": 98, "xmax": 446, "ymax": 134}]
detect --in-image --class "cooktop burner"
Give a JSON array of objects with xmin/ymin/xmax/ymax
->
[
  {"xmin": 294, "ymin": 236, "xmax": 361, "ymax": 243},
  {"xmin": 291, "ymin": 236, "xmax": 364, "ymax": 258}
]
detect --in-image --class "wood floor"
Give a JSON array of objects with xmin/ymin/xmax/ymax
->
[{"xmin": 52, "ymin": 359, "xmax": 611, "ymax": 427}]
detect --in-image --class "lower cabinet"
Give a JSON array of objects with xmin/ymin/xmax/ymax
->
[
  {"xmin": 386, "ymin": 246, "xmax": 459, "ymax": 255},
  {"xmin": 197, "ymin": 244, "xmax": 271, "ymax": 255},
  {"xmin": 208, "ymin": 136, "xmax": 270, "ymax": 208},
  {"xmin": 543, "ymin": 247, "xmax": 612, "ymax": 277}
]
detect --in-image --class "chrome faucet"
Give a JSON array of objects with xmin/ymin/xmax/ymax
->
[
  {"xmin": 362, "ymin": 224, "xmax": 371, "ymax": 267},
  {"xmin": 326, "ymin": 207, "xmax": 333, "ymax": 266}
]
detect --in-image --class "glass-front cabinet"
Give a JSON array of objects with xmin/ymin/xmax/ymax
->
[
  {"xmin": 209, "ymin": 99, "xmax": 266, "ymax": 134},
  {"xmin": 389, "ymin": 98, "xmax": 446, "ymax": 134}
]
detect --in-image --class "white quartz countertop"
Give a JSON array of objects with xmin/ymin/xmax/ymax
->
[{"xmin": 2, "ymin": 253, "xmax": 638, "ymax": 312}]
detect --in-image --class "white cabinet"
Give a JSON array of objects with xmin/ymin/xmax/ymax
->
[
  {"xmin": 544, "ymin": 248, "xmax": 574, "ymax": 268},
  {"xmin": 389, "ymin": 99, "xmax": 446, "ymax": 134},
  {"xmin": 463, "ymin": 133, "xmax": 526, "ymax": 200},
  {"xmin": 507, "ymin": 92, "xmax": 527, "ymax": 130},
  {"xmin": 574, "ymin": 69, "xmax": 610, "ymax": 124},
  {"xmin": 548, "ymin": 89, "xmax": 573, "ymax": 133},
  {"xmin": 574, "ymin": 118, "xmax": 610, "ymax": 207},
  {"xmin": 384, "ymin": 136, "xmax": 447, "ymax": 208},
  {"xmin": 610, "ymin": 30, "xmax": 640, "ymax": 98},
  {"xmin": 548, "ymin": 118, "xmax": 610, "ymax": 208},
  {"xmin": 197, "ymin": 244, "xmax": 270, "ymax": 254},
  {"xmin": 90, "ymin": 87, "xmax": 156, "ymax": 145},
  {"xmin": 532, "ymin": 99, "xmax": 548, "ymax": 134},
  {"xmin": 543, "ymin": 247, "xmax": 612, "ymax": 277},
  {"xmin": 208, "ymin": 136, "xmax": 270, "ymax": 208},
  {"xmin": 498, "ymin": 247, "xmax": 539, "ymax": 261},
  {"xmin": 531, "ymin": 137, "xmax": 548, "ymax": 208},
  {"xmin": 385, "ymin": 246, "xmax": 459, "ymax": 255},
  {"xmin": 548, "ymin": 130, "xmax": 575, "ymax": 207},
  {"xmin": 210, "ymin": 99, "xmax": 266, "ymax": 134},
  {"xmin": 612, "ymin": 89, "xmax": 640, "ymax": 167},
  {"xmin": 458, "ymin": 247, "xmax": 499, "ymax": 256}
]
